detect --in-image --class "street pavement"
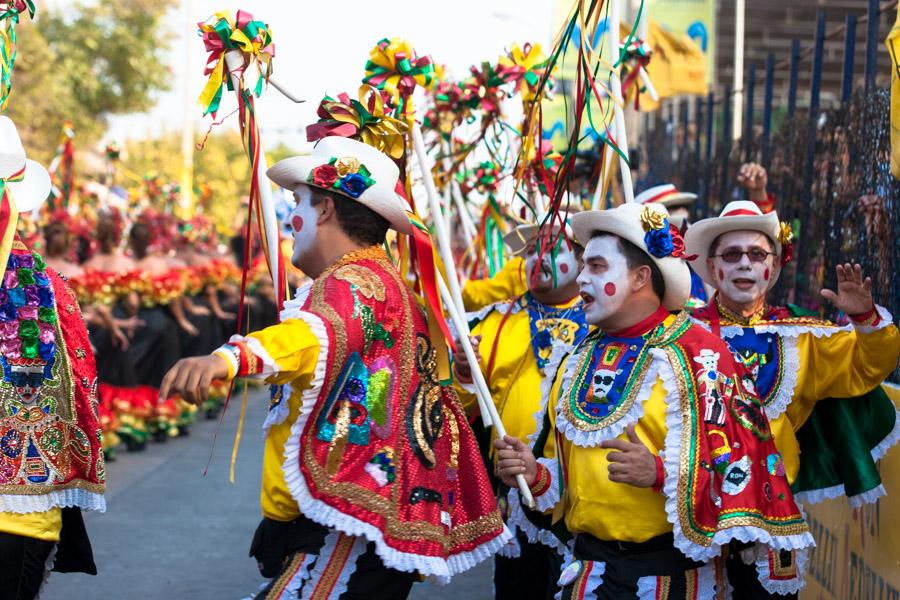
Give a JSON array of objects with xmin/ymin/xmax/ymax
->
[{"xmin": 42, "ymin": 385, "xmax": 494, "ymax": 599}]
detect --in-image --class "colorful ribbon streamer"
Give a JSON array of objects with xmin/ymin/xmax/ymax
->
[
  {"xmin": 198, "ymin": 10, "xmax": 275, "ymax": 117},
  {"xmin": 306, "ymin": 85, "xmax": 408, "ymax": 159},
  {"xmin": 0, "ymin": 0, "xmax": 35, "ymax": 111}
]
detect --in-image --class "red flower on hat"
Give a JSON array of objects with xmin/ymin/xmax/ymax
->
[
  {"xmin": 311, "ymin": 164, "xmax": 338, "ymax": 187},
  {"xmin": 669, "ymin": 224, "xmax": 686, "ymax": 258}
]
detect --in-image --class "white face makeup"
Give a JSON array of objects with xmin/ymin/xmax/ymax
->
[
  {"xmin": 576, "ymin": 236, "xmax": 631, "ymax": 325},
  {"xmin": 707, "ymin": 230, "xmax": 778, "ymax": 305},
  {"xmin": 289, "ymin": 186, "xmax": 319, "ymax": 266},
  {"xmin": 524, "ymin": 237, "xmax": 579, "ymax": 293}
]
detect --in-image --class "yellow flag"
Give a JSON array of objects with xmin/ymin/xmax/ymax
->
[{"xmin": 886, "ymin": 6, "xmax": 900, "ymax": 179}]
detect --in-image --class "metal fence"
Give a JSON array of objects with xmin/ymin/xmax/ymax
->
[{"xmin": 639, "ymin": 4, "xmax": 899, "ymax": 381}]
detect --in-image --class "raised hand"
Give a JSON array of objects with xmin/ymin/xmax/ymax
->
[
  {"xmin": 820, "ymin": 263, "xmax": 874, "ymax": 317},
  {"xmin": 492, "ymin": 435, "xmax": 538, "ymax": 487},
  {"xmin": 600, "ymin": 424, "xmax": 658, "ymax": 488}
]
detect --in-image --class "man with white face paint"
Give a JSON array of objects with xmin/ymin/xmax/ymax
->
[
  {"xmin": 494, "ymin": 202, "xmax": 815, "ymax": 599},
  {"xmin": 160, "ymin": 136, "xmax": 508, "ymax": 599},
  {"xmin": 453, "ymin": 221, "xmax": 587, "ymax": 600},
  {"xmin": 685, "ymin": 200, "xmax": 900, "ymax": 599}
]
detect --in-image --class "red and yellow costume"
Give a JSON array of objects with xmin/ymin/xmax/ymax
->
[{"xmin": 214, "ymin": 246, "xmax": 509, "ymax": 584}]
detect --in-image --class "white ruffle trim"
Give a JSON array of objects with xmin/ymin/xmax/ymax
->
[
  {"xmin": 262, "ymin": 384, "xmax": 293, "ymax": 436},
  {"xmin": 228, "ymin": 334, "xmax": 279, "ymax": 376},
  {"xmin": 849, "ymin": 485, "xmax": 887, "ymax": 509},
  {"xmin": 793, "ymin": 484, "xmax": 846, "ymax": 507},
  {"xmin": 36, "ymin": 543, "xmax": 58, "ymax": 598},
  {"xmin": 505, "ymin": 486, "xmax": 569, "ymax": 556},
  {"xmin": 636, "ymin": 562, "xmax": 718, "ymax": 600},
  {"xmin": 496, "ymin": 534, "xmax": 521, "ymax": 558},
  {"xmin": 0, "ymin": 488, "xmax": 106, "ymax": 514},
  {"xmin": 533, "ymin": 457, "xmax": 562, "ymax": 513},
  {"xmin": 300, "ymin": 533, "xmax": 366, "ymax": 600},
  {"xmin": 753, "ymin": 546, "xmax": 810, "ymax": 596},
  {"xmin": 716, "ymin": 322, "xmax": 848, "ymax": 340},
  {"xmin": 853, "ymin": 305, "xmax": 894, "ymax": 334},
  {"xmin": 871, "ymin": 408, "xmax": 900, "ymax": 462},
  {"xmin": 281, "ymin": 311, "xmax": 510, "ymax": 582},
  {"xmin": 284, "ymin": 283, "xmax": 312, "ymax": 317},
  {"xmin": 555, "ymin": 348, "xmax": 669, "ymax": 448},
  {"xmin": 764, "ymin": 335, "xmax": 800, "ymax": 421},
  {"xmin": 660, "ymin": 347, "xmax": 814, "ymax": 562}
]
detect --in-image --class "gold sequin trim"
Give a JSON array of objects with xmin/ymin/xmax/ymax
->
[{"xmin": 334, "ymin": 264, "xmax": 386, "ymax": 301}]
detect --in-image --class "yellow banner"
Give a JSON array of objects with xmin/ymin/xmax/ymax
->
[{"xmin": 802, "ymin": 383, "xmax": 900, "ymax": 599}]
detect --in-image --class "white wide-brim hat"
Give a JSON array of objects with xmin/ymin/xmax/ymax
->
[
  {"xmin": 503, "ymin": 221, "xmax": 574, "ymax": 256},
  {"xmin": 571, "ymin": 203, "xmax": 691, "ymax": 311},
  {"xmin": 683, "ymin": 200, "xmax": 783, "ymax": 290},
  {"xmin": 267, "ymin": 136, "xmax": 412, "ymax": 235},
  {"xmin": 635, "ymin": 184, "xmax": 697, "ymax": 209},
  {"xmin": 0, "ymin": 116, "xmax": 50, "ymax": 213}
]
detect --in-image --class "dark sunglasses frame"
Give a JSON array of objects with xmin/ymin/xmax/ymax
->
[{"xmin": 714, "ymin": 248, "xmax": 775, "ymax": 263}]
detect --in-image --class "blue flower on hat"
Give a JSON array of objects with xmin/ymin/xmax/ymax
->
[
  {"xmin": 644, "ymin": 219, "xmax": 675, "ymax": 258},
  {"xmin": 339, "ymin": 173, "xmax": 370, "ymax": 199}
]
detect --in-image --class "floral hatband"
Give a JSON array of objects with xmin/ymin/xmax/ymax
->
[
  {"xmin": 640, "ymin": 206, "xmax": 688, "ymax": 260},
  {"xmin": 308, "ymin": 156, "xmax": 376, "ymax": 199},
  {"xmin": 778, "ymin": 221, "xmax": 794, "ymax": 266}
]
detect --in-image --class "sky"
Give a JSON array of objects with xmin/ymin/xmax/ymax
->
[{"xmin": 91, "ymin": 0, "xmax": 557, "ymax": 153}]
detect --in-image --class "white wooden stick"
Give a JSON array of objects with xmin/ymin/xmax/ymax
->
[
  {"xmin": 450, "ymin": 179, "xmax": 478, "ymax": 241},
  {"xmin": 224, "ymin": 50, "xmax": 282, "ymax": 303},
  {"xmin": 437, "ymin": 276, "xmax": 536, "ymax": 509},
  {"xmin": 607, "ymin": 0, "xmax": 635, "ymax": 203}
]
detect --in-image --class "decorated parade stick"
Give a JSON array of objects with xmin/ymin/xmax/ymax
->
[
  {"xmin": 199, "ymin": 10, "xmax": 303, "ymax": 309},
  {"xmin": 606, "ymin": 0, "xmax": 634, "ymax": 204},
  {"xmin": 450, "ymin": 178, "xmax": 478, "ymax": 240},
  {"xmin": 365, "ymin": 39, "xmax": 534, "ymax": 505}
]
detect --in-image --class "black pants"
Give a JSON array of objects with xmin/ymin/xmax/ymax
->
[
  {"xmin": 558, "ymin": 533, "xmax": 709, "ymax": 600},
  {"xmin": 726, "ymin": 548, "xmax": 798, "ymax": 600},
  {"xmin": 494, "ymin": 532, "xmax": 562, "ymax": 600},
  {"xmin": 251, "ymin": 516, "xmax": 416, "ymax": 600},
  {"xmin": 0, "ymin": 532, "xmax": 54, "ymax": 600}
]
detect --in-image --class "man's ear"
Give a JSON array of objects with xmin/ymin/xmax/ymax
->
[
  {"xmin": 317, "ymin": 195, "xmax": 336, "ymax": 225},
  {"xmin": 706, "ymin": 258, "xmax": 717, "ymax": 283},
  {"xmin": 631, "ymin": 264, "xmax": 653, "ymax": 293}
]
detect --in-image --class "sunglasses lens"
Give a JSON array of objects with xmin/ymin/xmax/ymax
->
[
  {"xmin": 749, "ymin": 249, "xmax": 769, "ymax": 262},
  {"xmin": 721, "ymin": 250, "xmax": 742, "ymax": 263}
]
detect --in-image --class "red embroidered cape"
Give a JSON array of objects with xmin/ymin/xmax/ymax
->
[
  {"xmin": 283, "ymin": 247, "xmax": 508, "ymax": 579},
  {"xmin": 0, "ymin": 246, "xmax": 105, "ymax": 513}
]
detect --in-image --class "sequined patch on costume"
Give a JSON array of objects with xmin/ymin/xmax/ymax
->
[
  {"xmin": 524, "ymin": 294, "xmax": 588, "ymax": 370},
  {"xmin": 366, "ymin": 357, "xmax": 395, "ymax": 439},
  {"xmin": 0, "ymin": 249, "xmax": 87, "ymax": 488},
  {"xmin": 406, "ymin": 334, "xmax": 444, "ymax": 468},
  {"xmin": 316, "ymin": 353, "xmax": 370, "ymax": 474},
  {"xmin": 562, "ymin": 332, "xmax": 650, "ymax": 431},
  {"xmin": 727, "ymin": 328, "xmax": 785, "ymax": 408}
]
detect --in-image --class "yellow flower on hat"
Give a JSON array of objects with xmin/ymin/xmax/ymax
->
[
  {"xmin": 778, "ymin": 221, "xmax": 793, "ymax": 245},
  {"xmin": 335, "ymin": 156, "xmax": 361, "ymax": 177},
  {"xmin": 640, "ymin": 206, "xmax": 666, "ymax": 232}
]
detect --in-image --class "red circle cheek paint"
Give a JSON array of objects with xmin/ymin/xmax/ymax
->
[
  {"xmin": 604, "ymin": 282, "xmax": 616, "ymax": 296},
  {"xmin": 764, "ymin": 268, "xmax": 770, "ymax": 281},
  {"xmin": 560, "ymin": 263, "xmax": 569, "ymax": 274},
  {"xmin": 717, "ymin": 269, "xmax": 724, "ymax": 281},
  {"xmin": 291, "ymin": 215, "xmax": 304, "ymax": 233}
]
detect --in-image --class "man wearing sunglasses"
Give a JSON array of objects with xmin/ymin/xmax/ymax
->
[{"xmin": 685, "ymin": 200, "xmax": 900, "ymax": 599}]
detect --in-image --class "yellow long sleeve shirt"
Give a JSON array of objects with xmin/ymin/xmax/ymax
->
[
  {"xmin": 461, "ymin": 257, "xmax": 527, "ymax": 312},
  {"xmin": 455, "ymin": 296, "xmax": 584, "ymax": 459},
  {"xmin": 215, "ymin": 318, "xmax": 320, "ymax": 522}
]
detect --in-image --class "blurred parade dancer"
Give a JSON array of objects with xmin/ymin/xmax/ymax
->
[{"xmin": 0, "ymin": 116, "xmax": 105, "ymax": 598}]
